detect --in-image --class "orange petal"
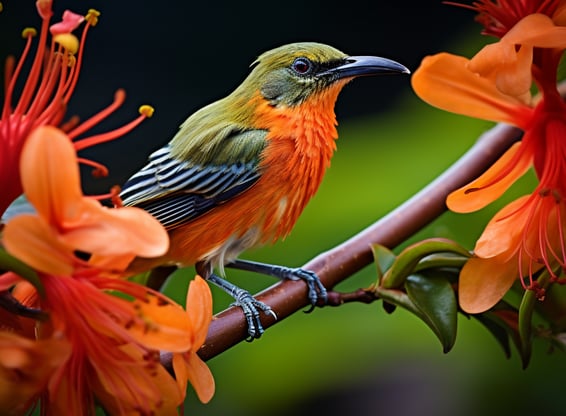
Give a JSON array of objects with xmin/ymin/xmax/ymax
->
[
  {"xmin": 2, "ymin": 215, "xmax": 75, "ymax": 276},
  {"xmin": 185, "ymin": 275, "xmax": 213, "ymax": 347},
  {"xmin": 458, "ymin": 255, "xmax": 518, "ymax": 313},
  {"xmin": 446, "ymin": 142, "xmax": 531, "ymax": 213},
  {"xmin": 19, "ymin": 126, "xmax": 83, "ymax": 225},
  {"xmin": 91, "ymin": 343, "xmax": 184, "ymax": 416},
  {"xmin": 0, "ymin": 331, "xmax": 71, "ymax": 415},
  {"xmin": 505, "ymin": 13, "xmax": 566, "ymax": 48},
  {"xmin": 411, "ymin": 53, "xmax": 532, "ymax": 127},
  {"xmin": 495, "ymin": 45, "xmax": 533, "ymax": 98},
  {"xmin": 128, "ymin": 294, "xmax": 192, "ymax": 352},
  {"xmin": 59, "ymin": 200, "xmax": 169, "ymax": 259},
  {"xmin": 474, "ymin": 196, "xmax": 531, "ymax": 259},
  {"xmin": 172, "ymin": 352, "xmax": 215, "ymax": 404}
]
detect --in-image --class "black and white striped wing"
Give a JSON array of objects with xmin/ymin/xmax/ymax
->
[{"xmin": 120, "ymin": 144, "xmax": 262, "ymax": 229}]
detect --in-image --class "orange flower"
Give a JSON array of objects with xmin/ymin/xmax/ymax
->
[
  {"xmin": 0, "ymin": 1, "xmax": 152, "ymax": 216},
  {"xmin": 37, "ymin": 275, "xmax": 191, "ymax": 415},
  {"xmin": 2, "ymin": 125, "xmax": 169, "ymax": 275},
  {"xmin": 0, "ymin": 127, "xmax": 210, "ymax": 413},
  {"xmin": 172, "ymin": 276, "xmax": 216, "ymax": 404},
  {"xmin": 0, "ymin": 270, "xmax": 193, "ymax": 415},
  {"xmin": 0, "ymin": 331, "xmax": 70, "ymax": 415},
  {"xmin": 412, "ymin": 4, "xmax": 566, "ymax": 313}
]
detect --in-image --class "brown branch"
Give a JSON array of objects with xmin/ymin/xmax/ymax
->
[{"xmin": 161, "ymin": 121, "xmax": 522, "ymax": 368}]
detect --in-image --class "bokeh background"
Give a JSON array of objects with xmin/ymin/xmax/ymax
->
[{"xmin": 3, "ymin": 1, "xmax": 566, "ymax": 415}]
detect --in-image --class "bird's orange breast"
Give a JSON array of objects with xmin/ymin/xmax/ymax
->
[{"xmin": 166, "ymin": 84, "xmax": 346, "ymax": 268}]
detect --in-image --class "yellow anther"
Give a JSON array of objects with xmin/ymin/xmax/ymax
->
[
  {"xmin": 67, "ymin": 55, "xmax": 77, "ymax": 68},
  {"xmin": 85, "ymin": 9, "xmax": 100, "ymax": 26},
  {"xmin": 22, "ymin": 27, "xmax": 37, "ymax": 39},
  {"xmin": 139, "ymin": 105, "xmax": 155, "ymax": 118},
  {"xmin": 53, "ymin": 33, "xmax": 79, "ymax": 55},
  {"xmin": 0, "ymin": 3, "xmax": 3, "ymax": 13}
]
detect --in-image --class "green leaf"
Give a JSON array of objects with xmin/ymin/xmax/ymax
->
[
  {"xmin": 373, "ymin": 285, "xmax": 421, "ymax": 317},
  {"xmin": 381, "ymin": 238, "xmax": 470, "ymax": 289},
  {"xmin": 405, "ymin": 273, "xmax": 457, "ymax": 352},
  {"xmin": 0, "ymin": 248, "xmax": 44, "ymax": 296},
  {"xmin": 414, "ymin": 253, "xmax": 469, "ymax": 273},
  {"xmin": 370, "ymin": 244, "xmax": 396, "ymax": 285},
  {"xmin": 472, "ymin": 313, "xmax": 512, "ymax": 359}
]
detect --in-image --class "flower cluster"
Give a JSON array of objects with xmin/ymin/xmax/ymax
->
[
  {"xmin": 0, "ymin": 2, "xmax": 214, "ymax": 414},
  {"xmin": 412, "ymin": 0, "xmax": 566, "ymax": 313}
]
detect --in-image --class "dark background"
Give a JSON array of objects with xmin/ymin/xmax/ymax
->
[{"xmin": 1, "ymin": 0, "xmax": 475, "ymax": 192}]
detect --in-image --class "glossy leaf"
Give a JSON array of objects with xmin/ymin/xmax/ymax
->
[
  {"xmin": 472, "ymin": 313, "xmax": 512, "ymax": 359},
  {"xmin": 474, "ymin": 302, "xmax": 521, "ymax": 360},
  {"xmin": 371, "ymin": 244, "xmax": 396, "ymax": 285},
  {"xmin": 405, "ymin": 273, "xmax": 458, "ymax": 352},
  {"xmin": 0, "ymin": 248, "xmax": 43, "ymax": 296},
  {"xmin": 373, "ymin": 285, "xmax": 421, "ymax": 317},
  {"xmin": 381, "ymin": 238, "xmax": 470, "ymax": 289}
]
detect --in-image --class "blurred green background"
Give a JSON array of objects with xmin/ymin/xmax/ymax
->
[{"xmin": 4, "ymin": 1, "xmax": 566, "ymax": 415}]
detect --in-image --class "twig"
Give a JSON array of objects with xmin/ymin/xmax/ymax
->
[{"xmin": 160, "ymin": 121, "xmax": 521, "ymax": 368}]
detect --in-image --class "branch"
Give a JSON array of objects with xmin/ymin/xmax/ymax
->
[{"xmin": 161, "ymin": 121, "xmax": 522, "ymax": 367}]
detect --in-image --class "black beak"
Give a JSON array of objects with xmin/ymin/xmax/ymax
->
[{"xmin": 321, "ymin": 56, "xmax": 410, "ymax": 79}]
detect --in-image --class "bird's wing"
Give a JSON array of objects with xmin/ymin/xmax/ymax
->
[{"xmin": 120, "ymin": 129, "xmax": 267, "ymax": 229}]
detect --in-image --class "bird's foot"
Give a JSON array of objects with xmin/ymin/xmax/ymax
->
[
  {"xmin": 230, "ymin": 289, "xmax": 277, "ymax": 340},
  {"xmin": 206, "ymin": 272, "xmax": 276, "ymax": 339},
  {"xmin": 276, "ymin": 267, "xmax": 327, "ymax": 311},
  {"xmin": 226, "ymin": 260, "xmax": 327, "ymax": 312}
]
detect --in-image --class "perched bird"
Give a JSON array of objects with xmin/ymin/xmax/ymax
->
[{"xmin": 120, "ymin": 42, "xmax": 409, "ymax": 338}]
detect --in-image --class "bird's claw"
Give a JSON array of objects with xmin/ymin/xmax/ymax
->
[
  {"xmin": 231, "ymin": 290, "xmax": 277, "ymax": 340},
  {"xmin": 284, "ymin": 267, "xmax": 327, "ymax": 311}
]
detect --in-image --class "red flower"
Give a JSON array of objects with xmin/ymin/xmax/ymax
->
[{"xmin": 0, "ymin": 1, "xmax": 152, "ymax": 216}]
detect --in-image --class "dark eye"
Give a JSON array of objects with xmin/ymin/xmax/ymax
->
[{"xmin": 291, "ymin": 57, "xmax": 313, "ymax": 75}]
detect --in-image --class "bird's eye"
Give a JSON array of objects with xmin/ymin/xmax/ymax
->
[{"xmin": 291, "ymin": 57, "xmax": 313, "ymax": 75}]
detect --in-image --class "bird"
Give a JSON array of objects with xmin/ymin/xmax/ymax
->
[{"xmin": 120, "ymin": 42, "xmax": 409, "ymax": 338}]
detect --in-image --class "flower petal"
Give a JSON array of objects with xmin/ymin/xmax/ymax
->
[
  {"xmin": 173, "ymin": 352, "xmax": 215, "ymax": 404},
  {"xmin": 0, "ymin": 331, "xmax": 71, "ymax": 415},
  {"xmin": 458, "ymin": 255, "xmax": 518, "ymax": 313},
  {"xmin": 59, "ymin": 200, "xmax": 169, "ymax": 259},
  {"xmin": 129, "ymin": 294, "xmax": 192, "ymax": 352},
  {"xmin": 3, "ymin": 215, "xmax": 75, "ymax": 276},
  {"xmin": 447, "ymin": 142, "xmax": 532, "ymax": 213},
  {"xmin": 19, "ymin": 126, "xmax": 83, "ymax": 226},
  {"xmin": 89, "ymin": 344, "xmax": 183, "ymax": 416},
  {"xmin": 186, "ymin": 275, "xmax": 213, "ymax": 347},
  {"xmin": 505, "ymin": 13, "xmax": 566, "ymax": 48},
  {"xmin": 411, "ymin": 53, "xmax": 532, "ymax": 127},
  {"xmin": 474, "ymin": 196, "xmax": 531, "ymax": 258}
]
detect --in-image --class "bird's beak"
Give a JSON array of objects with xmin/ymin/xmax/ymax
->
[{"xmin": 321, "ymin": 56, "xmax": 410, "ymax": 79}]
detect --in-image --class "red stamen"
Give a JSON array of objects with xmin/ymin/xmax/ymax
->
[
  {"xmin": 14, "ymin": 12, "xmax": 52, "ymax": 116},
  {"xmin": 73, "ymin": 112, "xmax": 150, "ymax": 151},
  {"xmin": 60, "ymin": 115, "xmax": 80, "ymax": 132},
  {"xmin": 2, "ymin": 31, "xmax": 35, "ymax": 122},
  {"xmin": 24, "ymin": 51, "xmax": 67, "ymax": 131},
  {"xmin": 68, "ymin": 89, "xmax": 126, "ymax": 142},
  {"xmin": 62, "ymin": 18, "xmax": 92, "ymax": 103},
  {"xmin": 88, "ymin": 185, "xmax": 120, "ymax": 203},
  {"xmin": 76, "ymin": 157, "xmax": 109, "ymax": 178}
]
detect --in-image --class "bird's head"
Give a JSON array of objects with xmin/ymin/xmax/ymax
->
[{"xmin": 235, "ymin": 42, "xmax": 409, "ymax": 108}]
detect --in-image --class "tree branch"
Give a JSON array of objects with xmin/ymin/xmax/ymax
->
[{"xmin": 161, "ymin": 121, "xmax": 522, "ymax": 368}]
